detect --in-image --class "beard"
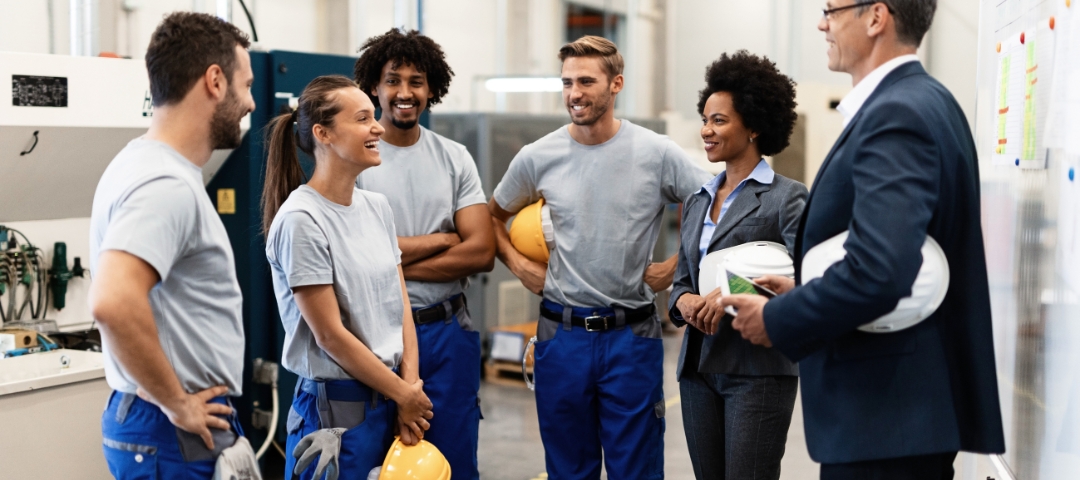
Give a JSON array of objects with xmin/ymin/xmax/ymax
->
[
  {"xmin": 568, "ymin": 88, "xmax": 614, "ymax": 126},
  {"xmin": 209, "ymin": 87, "xmax": 245, "ymax": 150},
  {"xmin": 390, "ymin": 116, "xmax": 418, "ymax": 131}
]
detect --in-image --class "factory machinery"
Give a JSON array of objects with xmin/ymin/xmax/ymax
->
[{"xmin": 0, "ymin": 226, "xmax": 85, "ymax": 332}]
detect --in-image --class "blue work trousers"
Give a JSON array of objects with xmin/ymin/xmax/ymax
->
[
  {"xmin": 101, "ymin": 390, "xmax": 243, "ymax": 480},
  {"xmin": 415, "ymin": 299, "xmax": 482, "ymax": 480},
  {"xmin": 285, "ymin": 378, "xmax": 396, "ymax": 480},
  {"xmin": 533, "ymin": 302, "xmax": 666, "ymax": 480}
]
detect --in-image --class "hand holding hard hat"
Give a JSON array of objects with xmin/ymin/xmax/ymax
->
[
  {"xmin": 509, "ymin": 199, "xmax": 555, "ymax": 264},
  {"xmin": 699, "ymin": 242, "xmax": 794, "ymax": 317},
  {"xmin": 801, "ymin": 230, "xmax": 949, "ymax": 333},
  {"xmin": 377, "ymin": 436, "xmax": 452, "ymax": 480}
]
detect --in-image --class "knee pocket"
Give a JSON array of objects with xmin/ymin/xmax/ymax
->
[{"xmin": 103, "ymin": 438, "xmax": 158, "ymax": 480}]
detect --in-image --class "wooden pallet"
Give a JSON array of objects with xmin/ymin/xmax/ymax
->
[{"xmin": 484, "ymin": 359, "xmax": 533, "ymax": 388}]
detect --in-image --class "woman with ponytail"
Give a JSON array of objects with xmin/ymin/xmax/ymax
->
[{"xmin": 262, "ymin": 75, "xmax": 433, "ymax": 479}]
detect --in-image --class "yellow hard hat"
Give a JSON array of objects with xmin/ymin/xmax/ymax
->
[
  {"xmin": 509, "ymin": 199, "xmax": 554, "ymax": 264},
  {"xmin": 379, "ymin": 437, "xmax": 451, "ymax": 480}
]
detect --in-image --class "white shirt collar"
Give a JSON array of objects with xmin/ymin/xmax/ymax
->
[
  {"xmin": 699, "ymin": 159, "xmax": 775, "ymax": 198},
  {"xmin": 837, "ymin": 54, "xmax": 920, "ymax": 128}
]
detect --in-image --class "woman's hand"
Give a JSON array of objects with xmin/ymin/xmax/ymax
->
[
  {"xmin": 753, "ymin": 275, "xmax": 795, "ymax": 295},
  {"xmin": 393, "ymin": 379, "xmax": 433, "ymax": 440},
  {"xmin": 698, "ymin": 288, "xmax": 728, "ymax": 335},
  {"xmin": 397, "ymin": 418, "xmax": 421, "ymax": 446},
  {"xmin": 676, "ymin": 293, "xmax": 706, "ymax": 330}
]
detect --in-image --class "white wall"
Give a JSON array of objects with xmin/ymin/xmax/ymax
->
[{"xmin": 667, "ymin": 0, "xmax": 982, "ymax": 184}]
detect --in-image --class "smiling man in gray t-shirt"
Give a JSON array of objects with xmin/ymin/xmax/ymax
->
[
  {"xmin": 353, "ymin": 29, "xmax": 495, "ymax": 480},
  {"xmin": 490, "ymin": 36, "xmax": 708, "ymax": 480}
]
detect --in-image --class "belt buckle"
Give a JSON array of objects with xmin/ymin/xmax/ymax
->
[{"xmin": 584, "ymin": 315, "xmax": 607, "ymax": 332}]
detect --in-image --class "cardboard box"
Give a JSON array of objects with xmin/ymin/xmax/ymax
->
[{"xmin": 0, "ymin": 329, "xmax": 38, "ymax": 349}]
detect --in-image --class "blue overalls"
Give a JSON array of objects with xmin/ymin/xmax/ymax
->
[
  {"xmin": 285, "ymin": 377, "xmax": 396, "ymax": 480},
  {"xmin": 413, "ymin": 294, "xmax": 482, "ymax": 480},
  {"xmin": 101, "ymin": 390, "xmax": 244, "ymax": 479},
  {"xmin": 533, "ymin": 299, "xmax": 666, "ymax": 480}
]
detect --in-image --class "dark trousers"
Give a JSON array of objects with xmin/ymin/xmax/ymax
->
[
  {"xmin": 820, "ymin": 452, "xmax": 957, "ymax": 480},
  {"xmin": 680, "ymin": 372, "xmax": 798, "ymax": 480}
]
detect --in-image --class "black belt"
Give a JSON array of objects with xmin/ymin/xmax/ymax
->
[
  {"xmin": 539, "ymin": 303, "xmax": 656, "ymax": 332},
  {"xmin": 412, "ymin": 295, "xmax": 466, "ymax": 325}
]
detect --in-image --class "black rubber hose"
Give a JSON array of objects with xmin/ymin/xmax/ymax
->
[{"xmin": 237, "ymin": 0, "xmax": 259, "ymax": 42}]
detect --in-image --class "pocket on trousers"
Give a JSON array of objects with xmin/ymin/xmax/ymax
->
[
  {"xmin": 630, "ymin": 315, "xmax": 663, "ymax": 340},
  {"xmin": 326, "ymin": 400, "xmax": 367, "ymax": 430},
  {"xmin": 175, "ymin": 424, "xmax": 237, "ymax": 462},
  {"xmin": 286, "ymin": 406, "xmax": 305, "ymax": 435},
  {"xmin": 103, "ymin": 438, "xmax": 158, "ymax": 480}
]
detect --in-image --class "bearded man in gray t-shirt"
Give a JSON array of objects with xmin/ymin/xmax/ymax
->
[
  {"xmin": 353, "ymin": 29, "xmax": 496, "ymax": 480},
  {"xmin": 490, "ymin": 36, "xmax": 710, "ymax": 480},
  {"xmin": 88, "ymin": 13, "xmax": 255, "ymax": 479}
]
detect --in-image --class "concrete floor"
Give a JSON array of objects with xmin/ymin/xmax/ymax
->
[{"xmin": 476, "ymin": 325, "xmax": 820, "ymax": 479}]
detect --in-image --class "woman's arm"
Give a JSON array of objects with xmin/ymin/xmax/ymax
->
[
  {"xmin": 292, "ymin": 283, "xmax": 432, "ymax": 438},
  {"xmin": 394, "ymin": 265, "xmax": 427, "ymax": 445}
]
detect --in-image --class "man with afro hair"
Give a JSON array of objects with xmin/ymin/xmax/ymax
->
[{"xmin": 353, "ymin": 29, "xmax": 494, "ymax": 480}]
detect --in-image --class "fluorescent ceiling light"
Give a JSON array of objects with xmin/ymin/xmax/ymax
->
[{"xmin": 485, "ymin": 77, "xmax": 563, "ymax": 93}]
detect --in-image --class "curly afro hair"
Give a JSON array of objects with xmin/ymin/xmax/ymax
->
[
  {"xmin": 354, "ymin": 29, "xmax": 454, "ymax": 108},
  {"xmin": 697, "ymin": 51, "xmax": 797, "ymax": 157}
]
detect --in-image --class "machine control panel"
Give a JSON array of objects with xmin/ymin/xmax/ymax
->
[{"xmin": 11, "ymin": 75, "xmax": 68, "ymax": 107}]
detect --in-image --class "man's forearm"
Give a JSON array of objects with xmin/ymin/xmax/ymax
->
[
  {"xmin": 402, "ymin": 239, "xmax": 495, "ymax": 282},
  {"xmin": 398, "ymin": 234, "xmax": 457, "ymax": 266},
  {"xmin": 95, "ymin": 298, "xmax": 188, "ymax": 409},
  {"xmin": 492, "ymin": 216, "xmax": 517, "ymax": 266}
]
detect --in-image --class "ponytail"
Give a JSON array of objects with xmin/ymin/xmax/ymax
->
[
  {"xmin": 260, "ymin": 74, "xmax": 358, "ymax": 236},
  {"xmin": 261, "ymin": 110, "xmax": 305, "ymax": 236}
]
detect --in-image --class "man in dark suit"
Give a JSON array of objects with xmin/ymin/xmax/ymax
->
[{"xmin": 722, "ymin": 1, "xmax": 1006, "ymax": 478}]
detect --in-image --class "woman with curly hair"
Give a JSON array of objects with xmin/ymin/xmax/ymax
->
[{"xmin": 667, "ymin": 50, "xmax": 807, "ymax": 480}]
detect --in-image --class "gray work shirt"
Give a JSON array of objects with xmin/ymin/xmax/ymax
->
[
  {"xmin": 356, "ymin": 126, "xmax": 487, "ymax": 308},
  {"xmin": 266, "ymin": 186, "xmax": 404, "ymax": 380},
  {"xmin": 89, "ymin": 138, "xmax": 245, "ymax": 396},
  {"xmin": 493, "ymin": 120, "xmax": 711, "ymax": 308}
]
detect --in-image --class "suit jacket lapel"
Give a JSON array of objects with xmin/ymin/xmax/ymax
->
[
  {"xmin": 684, "ymin": 191, "xmax": 710, "ymax": 278},
  {"xmin": 810, "ymin": 61, "xmax": 927, "ymax": 193},
  {"xmin": 708, "ymin": 181, "xmax": 769, "ymax": 249},
  {"xmin": 796, "ymin": 61, "xmax": 929, "ymax": 265}
]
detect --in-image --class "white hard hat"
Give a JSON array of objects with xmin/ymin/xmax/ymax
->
[
  {"xmin": 698, "ymin": 242, "xmax": 793, "ymax": 296},
  {"xmin": 801, "ymin": 230, "xmax": 950, "ymax": 333}
]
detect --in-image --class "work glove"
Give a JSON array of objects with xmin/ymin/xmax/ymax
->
[{"xmin": 292, "ymin": 428, "xmax": 346, "ymax": 480}]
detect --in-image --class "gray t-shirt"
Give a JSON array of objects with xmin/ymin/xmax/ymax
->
[
  {"xmin": 266, "ymin": 185, "xmax": 404, "ymax": 380},
  {"xmin": 89, "ymin": 138, "xmax": 245, "ymax": 396},
  {"xmin": 356, "ymin": 126, "xmax": 487, "ymax": 308},
  {"xmin": 493, "ymin": 120, "xmax": 710, "ymax": 308}
]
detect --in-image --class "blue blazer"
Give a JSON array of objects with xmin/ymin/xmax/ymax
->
[
  {"xmin": 763, "ymin": 62, "xmax": 1006, "ymax": 463},
  {"xmin": 668, "ymin": 174, "xmax": 806, "ymax": 379}
]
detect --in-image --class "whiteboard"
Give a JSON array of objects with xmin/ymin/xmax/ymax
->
[{"xmin": 975, "ymin": 0, "xmax": 1080, "ymax": 478}]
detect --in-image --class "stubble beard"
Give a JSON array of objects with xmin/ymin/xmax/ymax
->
[
  {"xmin": 569, "ymin": 89, "xmax": 613, "ymax": 126},
  {"xmin": 210, "ymin": 87, "xmax": 245, "ymax": 150}
]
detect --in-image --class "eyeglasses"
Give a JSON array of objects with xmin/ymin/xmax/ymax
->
[{"xmin": 821, "ymin": 1, "xmax": 892, "ymax": 21}]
